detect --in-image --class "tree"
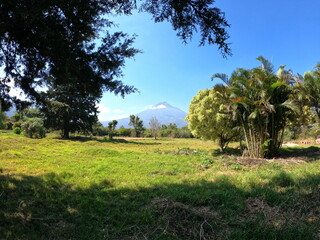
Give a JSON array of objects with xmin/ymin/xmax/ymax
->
[
  {"xmin": 0, "ymin": 110, "xmax": 7, "ymax": 129},
  {"xmin": 186, "ymin": 85, "xmax": 238, "ymax": 152},
  {"xmin": 149, "ymin": 117, "xmax": 161, "ymax": 139},
  {"xmin": 0, "ymin": 0, "xmax": 231, "ymax": 112},
  {"xmin": 129, "ymin": 115, "xmax": 144, "ymax": 137},
  {"xmin": 107, "ymin": 120, "xmax": 118, "ymax": 140},
  {"xmin": 42, "ymin": 84, "xmax": 98, "ymax": 139},
  {"xmin": 302, "ymin": 64, "xmax": 320, "ymax": 121},
  {"xmin": 213, "ymin": 57, "xmax": 296, "ymax": 158},
  {"xmin": 21, "ymin": 118, "xmax": 46, "ymax": 139}
]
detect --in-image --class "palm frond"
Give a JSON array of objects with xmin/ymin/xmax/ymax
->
[
  {"xmin": 212, "ymin": 73, "xmax": 230, "ymax": 85},
  {"xmin": 257, "ymin": 56, "xmax": 274, "ymax": 73},
  {"xmin": 281, "ymin": 100, "xmax": 298, "ymax": 112}
]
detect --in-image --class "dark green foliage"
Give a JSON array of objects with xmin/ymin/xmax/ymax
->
[
  {"xmin": 22, "ymin": 108, "xmax": 43, "ymax": 119},
  {"xmin": 160, "ymin": 123, "xmax": 178, "ymax": 137},
  {"xmin": 0, "ymin": 0, "xmax": 230, "ymax": 112},
  {"xmin": 302, "ymin": 64, "xmax": 320, "ymax": 121},
  {"xmin": 116, "ymin": 126, "xmax": 132, "ymax": 137},
  {"xmin": 11, "ymin": 113, "xmax": 21, "ymax": 122},
  {"xmin": 92, "ymin": 122, "xmax": 107, "ymax": 136},
  {"xmin": 129, "ymin": 115, "xmax": 145, "ymax": 137},
  {"xmin": 107, "ymin": 120, "xmax": 118, "ymax": 140},
  {"xmin": 13, "ymin": 126, "xmax": 21, "ymax": 135},
  {"xmin": 0, "ymin": 111, "xmax": 7, "ymax": 129},
  {"xmin": 42, "ymin": 84, "xmax": 98, "ymax": 139},
  {"xmin": 21, "ymin": 118, "xmax": 46, "ymax": 138},
  {"xmin": 5, "ymin": 121, "xmax": 13, "ymax": 130},
  {"xmin": 12, "ymin": 121, "xmax": 21, "ymax": 129},
  {"xmin": 141, "ymin": 0, "xmax": 231, "ymax": 56}
]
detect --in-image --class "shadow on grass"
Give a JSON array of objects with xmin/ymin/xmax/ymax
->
[
  {"xmin": 1, "ymin": 171, "xmax": 319, "ymax": 239},
  {"xmin": 211, "ymin": 147, "xmax": 242, "ymax": 157},
  {"xmin": 280, "ymin": 146, "xmax": 320, "ymax": 161},
  {"xmin": 54, "ymin": 136, "xmax": 162, "ymax": 145},
  {"xmin": 212, "ymin": 146, "xmax": 320, "ymax": 162},
  {"xmin": 104, "ymin": 139, "xmax": 162, "ymax": 145}
]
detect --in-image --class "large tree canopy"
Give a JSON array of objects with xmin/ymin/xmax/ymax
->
[{"xmin": 0, "ymin": 0, "xmax": 230, "ymax": 111}]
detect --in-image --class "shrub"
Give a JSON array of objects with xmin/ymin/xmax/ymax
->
[
  {"xmin": 13, "ymin": 121, "xmax": 22, "ymax": 129},
  {"xmin": 6, "ymin": 121, "xmax": 13, "ymax": 130},
  {"xmin": 176, "ymin": 127, "xmax": 193, "ymax": 138},
  {"xmin": 21, "ymin": 118, "xmax": 46, "ymax": 138},
  {"xmin": 143, "ymin": 129, "xmax": 152, "ymax": 138},
  {"xmin": 92, "ymin": 124, "xmax": 108, "ymax": 136},
  {"xmin": 13, "ymin": 127, "xmax": 22, "ymax": 135},
  {"xmin": 116, "ymin": 127, "xmax": 132, "ymax": 137}
]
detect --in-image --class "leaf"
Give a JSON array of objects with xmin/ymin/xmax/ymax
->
[
  {"xmin": 281, "ymin": 100, "xmax": 298, "ymax": 112},
  {"xmin": 257, "ymin": 56, "xmax": 274, "ymax": 73},
  {"xmin": 248, "ymin": 110, "xmax": 259, "ymax": 120},
  {"xmin": 271, "ymin": 81, "xmax": 283, "ymax": 89},
  {"xmin": 212, "ymin": 73, "xmax": 230, "ymax": 85}
]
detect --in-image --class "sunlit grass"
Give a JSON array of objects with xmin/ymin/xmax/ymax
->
[{"xmin": 1, "ymin": 132, "xmax": 320, "ymax": 239}]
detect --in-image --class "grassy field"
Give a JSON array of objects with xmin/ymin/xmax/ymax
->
[{"xmin": 1, "ymin": 132, "xmax": 320, "ymax": 239}]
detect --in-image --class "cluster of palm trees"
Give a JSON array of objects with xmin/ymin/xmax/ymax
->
[{"xmin": 213, "ymin": 57, "xmax": 319, "ymax": 158}]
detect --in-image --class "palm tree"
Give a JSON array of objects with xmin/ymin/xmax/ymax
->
[
  {"xmin": 213, "ymin": 57, "xmax": 296, "ymax": 158},
  {"xmin": 302, "ymin": 64, "xmax": 320, "ymax": 121}
]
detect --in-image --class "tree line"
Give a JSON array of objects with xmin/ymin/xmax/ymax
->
[{"xmin": 0, "ymin": 110, "xmax": 193, "ymax": 139}]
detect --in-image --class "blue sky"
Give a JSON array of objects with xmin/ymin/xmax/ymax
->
[{"xmin": 96, "ymin": 0, "xmax": 320, "ymax": 121}]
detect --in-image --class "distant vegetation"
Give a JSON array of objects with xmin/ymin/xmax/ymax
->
[{"xmin": 0, "ymin": 109, "xmax": 193, "ymax": 140}]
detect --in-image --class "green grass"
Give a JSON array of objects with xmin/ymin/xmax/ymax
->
[{"xmin": 1, "ymin": 132, "xmax": 320, "ymax": 239}]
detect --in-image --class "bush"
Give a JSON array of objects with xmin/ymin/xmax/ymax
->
[
  {"xmin": 176, "ymin": 127, "xmax": 193, "ymax": 138},
  {"xmin": 13, "ymin": 121, "xmax": 22, "ymax": 129},
  {"xmin": 143, "ymin": 129, "xmax": 152, "ymax": 138},
  {"xmin": 13, "ymin": 127, "xmax": 22, "ymax": 135},
  {"xmin": 21, "ymin": 118, "xmax": 46, "ymax": 139},
  {"xmin": 116, "ymin": 127, "xmax": 132, "ymax": 137},
  {"xmin": 6, "ymin": 121, "xmax": 13, "ymax": 130},
  {"xmin": 92, "ymin": 123, "xmax": 108, "ymax": 136}
]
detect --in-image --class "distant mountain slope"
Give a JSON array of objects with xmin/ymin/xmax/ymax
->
[{"xmin": 102, "ymin": 102, "xmax": 187, "ymax": 128}]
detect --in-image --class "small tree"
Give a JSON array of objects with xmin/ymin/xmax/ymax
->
[
  {"xmin": 149, "ymin": 117, "xmax": 161, "ymax": 139},
  {"xmin": 107, "ymin": 120, "xmax": 118, "ymax": 140},
  {"xmin": 186, "ymin": 85, "xmax": 238, "ymax": 152},
  {"xmin": 21, "ymin": 118, "xmax": 46, "ymax": 139},
  {"xmin": 129, "ymin": 115, "xmax": 145, "ymax": 137}
]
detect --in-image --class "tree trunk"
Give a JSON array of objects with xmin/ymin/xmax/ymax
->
[
  {"xmin": 109, "ymin": 133, "xmax": 113, "ymax": 140},
  {"xmin": 62, "ymin": 129, "xmax": 70, "ymax": 139}
]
